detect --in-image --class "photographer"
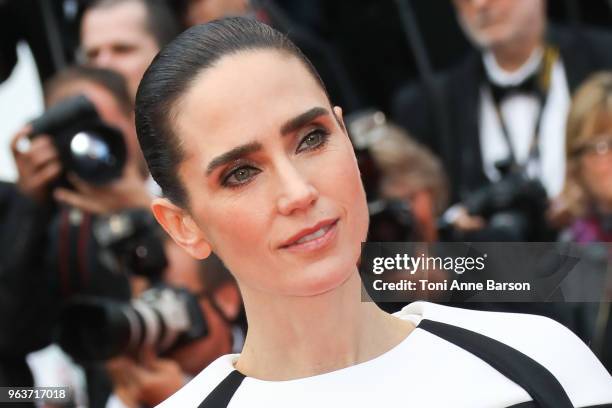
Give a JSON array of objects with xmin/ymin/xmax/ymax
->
[
  {"xmin": 0, "ymin": 176, "xmax": 56, "ymax": 390},
  {"xmin": 101, "ymin": 254, "xmax": 244, "ymax": 408},
  {"xmin": 41, "ymin": 66, "xmax": 152, "ymax": 214},
  {"xmin": 0, "ymin": 66, "xmax": 200, "ymax": 406},
  {"xmin": 366, "ymin": 119, "xmax": 449, "ymax": 243},
  {"xmin": 393, "ymin": 0, "xmax": 612, "ymax": 238},
  {"xmin": 0, "ymin": 66, "xmax": 143, "ymax": 389}
]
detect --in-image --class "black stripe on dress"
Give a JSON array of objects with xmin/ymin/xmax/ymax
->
[
  {"xmin": 506, "ymin": 403, "xmax": 612, "ymax": 408},
  {"xmin": 418, "ymin": 319, "xmax": 573, "ymax": 408},
  {"xmin": 197, "ymin": 370, "xmax": 246, "ymax": 408}
]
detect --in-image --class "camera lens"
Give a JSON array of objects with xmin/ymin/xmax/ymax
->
[
  {"xmin": 58, "ymin": 297, "xmax": 133, "ymax": 361},
  {"xmin": 29, "ymin": 94, "xmax": 127, "ymax": 185},
  {"xmin": 71, "ymin": 132, "xmax": 114, "ymax": 166},
  {"xmin": 58, "ymin": 288, "xmax": 208, "ymax": 362},
  {"xmin": 66, "ymin": 123, "xmax": 126, "ymax": 185}
]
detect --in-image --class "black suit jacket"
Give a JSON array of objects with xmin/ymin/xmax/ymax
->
[{"xmin": 392, "ymin": 25, "xmax": 612, "ymax": 204}]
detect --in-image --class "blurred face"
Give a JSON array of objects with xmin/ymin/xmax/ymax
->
[
  {"xmin": 164, "ymin": 50, "xmax": 369, "ymax": 299},
  {"xmin": 578, "ymin": 136, "xmax": 612, "ymax": 211},
  {"xmin": 453, "ymin": 0, "xmax": 545, "ymax": 49},
  {"xmin": 81, "ymin": 1, "xmax": 160, "ymax": 100},
  {"xmin": 183, "ymin": 0, "xmax": 248, "ymax": 26}
]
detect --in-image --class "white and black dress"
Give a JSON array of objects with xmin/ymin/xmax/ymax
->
[{"xmin": 157, "ymin": 302, "xmax": 612, "ymax": 408}]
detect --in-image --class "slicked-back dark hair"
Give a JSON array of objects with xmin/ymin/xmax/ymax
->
[{"xmin": 135, "ymin": 17, "xmax": 329, "ymax": 208}]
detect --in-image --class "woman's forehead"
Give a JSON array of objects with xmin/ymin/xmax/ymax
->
[
  {"xmin": 578, "ymin": 108, "xmax": 612, "ymax": 144},
  {"xmin": 174, "ymin": 49, "xmax": 329, "ymax": 150}
]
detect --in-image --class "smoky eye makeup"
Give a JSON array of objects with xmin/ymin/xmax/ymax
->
[
  {"xmin": 217, "ymin": 123, "xmax": 332, "ymax": 189},
  {"xmin": 295, "ymin": 126, "xmax": 331, "ymax": 154},
  {"xmin": 219, "ymin": 160, "xmax": 261, "ymax": 188}
]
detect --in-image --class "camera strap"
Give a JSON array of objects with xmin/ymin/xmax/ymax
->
[
  {"xmin": 57, "ymin": 207, "xmax": 92, "ymax": 296},
  {"xmin": 197, "ymin": 289, "xmax": 234, "ymax": 326},
  {"xmin": 488, "ymin": 45, "xmax": 559, "ymax": 178}
]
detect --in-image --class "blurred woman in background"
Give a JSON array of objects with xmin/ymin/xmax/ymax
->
[
  {"xmin": 560, "ymin": 73, "xmax": 612, "ymax": 241},
  {"xmin": 556, "ymin": 72, "xmax": 612, "ymax": 372}
]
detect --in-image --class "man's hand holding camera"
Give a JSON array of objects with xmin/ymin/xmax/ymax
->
[
  {"xmin": 106, "ymin": 348, "xmax": 185, "ymax": 408},
  {"xmin": 12, "ymin": 126, "xmax": 151, "ymax": 215},
  {"xmin": 53, "ymin": 161, "xmax": 151, "ymax": 214},
  {"xmin": 11, "ymin": 125, "xmax": 62, "ymax": 204}
]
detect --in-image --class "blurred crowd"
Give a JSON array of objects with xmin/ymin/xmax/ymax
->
[{"xmin": 0, "ymin": 0, "xmax": 611, "ymax": 406}]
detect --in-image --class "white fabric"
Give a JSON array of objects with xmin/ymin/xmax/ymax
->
[
  {"xmin": 479, "ymin": 50, "xmax": 570, "ymax": 198},
  {"xmin": 105, "ymin": 394, "xmax": 129, "ymax": 408},
  {"xmin": 146, "ymin": 175, "xmax": 162, "ymax": 197},
  {"xmin": 26, "ymin": 344, "xmax": 88, "ymax": 407},
  {"xmin": 156, "ymin": 302, "xmax": 612, "ymax": 408}
]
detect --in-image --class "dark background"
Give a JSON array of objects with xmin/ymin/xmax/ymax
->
[{"xmin": 1, "ymin": 0, "xmax": 611, "ymax": 114}]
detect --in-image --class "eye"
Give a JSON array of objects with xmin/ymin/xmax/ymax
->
[
  {"xmin": 85, "ymin": 49, "xmax": 99, "ymax": 60},
  {"xmin": 296, "ymin": 128, "xmax": 329, "ymax": 153},
  {"xmin": 113, "ymin": 44, "xmax": 136, "ymax": 54},
  {"xmin": 222, "ymin": 165, "xmax": 261, "ymax": 188}
]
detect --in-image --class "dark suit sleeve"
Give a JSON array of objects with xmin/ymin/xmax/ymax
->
[
  {"xmin": 552, "ymin": 25, "xmax": 612, "ymax": 92},
  {"xmin": 0, "ymin": 183, "xmax": 59, "ymax": 357},
  {"xmin": 580, "ymin": 28, "xmax": 612, "ymax": 68}
]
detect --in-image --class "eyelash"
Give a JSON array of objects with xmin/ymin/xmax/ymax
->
[{"xmin": 220, "ymin": 128, "xmax": 330, "ymax": 188}]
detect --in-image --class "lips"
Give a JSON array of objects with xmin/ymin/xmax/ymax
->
[{"xmin": 279, "ymin": 218, "xmax": 339, "ymax": 249}]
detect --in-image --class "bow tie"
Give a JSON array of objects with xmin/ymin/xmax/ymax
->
[{"xmin": 488, "ymin": 73, "xmax": 540, "ymax": 104}]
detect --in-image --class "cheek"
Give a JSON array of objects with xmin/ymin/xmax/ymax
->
[
  {"xmin": 201, "ymin": 197, "xmax": 270, "ymax": 275},
  {"xmin": 582, "ymin": 160, "xmax": 612, "ymax": 192},
  {"xmin": 319, "ymin": 143, "xmax": 369, "ymax": 238}
]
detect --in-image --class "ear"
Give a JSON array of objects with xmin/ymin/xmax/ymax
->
[
  {"xmin": 212, "ymin": 282, "xmax": 242, "ymax": 321},
  {"xmin": 151, "ymin": 197, "xmax": 212, "ymax": 259},
  {"xmin": 333, "ymin": 106, "xmax": 346, "ymax": 132}
]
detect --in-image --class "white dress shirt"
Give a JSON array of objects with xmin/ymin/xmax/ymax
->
[{"xmin": 479, "ymin": 47, "xmax": 570, "ymax": 198}]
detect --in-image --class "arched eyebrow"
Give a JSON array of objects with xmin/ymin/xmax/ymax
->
[
  {"xmin": 205, "ymin": 106, "xmax": 330, "ymax": 176},
  {"xmin": 206, "ymin": 141, "xmax": 262, "ymax": 176},
  {"xmin": 280, "ymin": 106, "xmax": 329, "ymax": 136}
]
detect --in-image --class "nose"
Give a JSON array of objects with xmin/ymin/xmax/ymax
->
[
  {"xmin": 93, "ymin": 49, "xmax": 114, "ymax": 68},
  {"xmin": 276, "ymin": 162, "xmax": 319, "ymax": 216},
  {"xmin": 459, "ymin": 0, "xmax": 488, "ymax": 12},
  {"xmin": 470, "ymin": 0, "xmax": 489, "ymax": 11}
]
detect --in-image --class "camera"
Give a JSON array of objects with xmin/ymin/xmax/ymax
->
[
  {"xmin": 28, "ymin": 94, "xmax": 127, "ymax": 185},
  {"xmin": 462, "ymin": 161, "xmax": 552, "ymax": 241},
  {"xmin": 346, "ymin": 109, "xmax": 416, "ymax": 242},
  {"xmin": 57, "ymin": 285, "xmax": 208, "ymax": 362},
  {"xmin": 93, "ymin": 209, "xmax": 168, "ymax": 282},
  {"xmin": 368, "ymin": 198, "xmax": 414, "ymax": 242}
]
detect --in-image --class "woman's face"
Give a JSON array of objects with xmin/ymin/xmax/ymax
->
[
  {"xmin": 578, "ymin": 135, "xmax": 612, "ymax": 211},
  {"xmin": 167, "ymin": 50, "xmax": 369, "ymax": 298}
]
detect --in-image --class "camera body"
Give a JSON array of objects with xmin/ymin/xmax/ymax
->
[
  {"xmin": 29, "ymin": 94, "xmax": 127, "ymax": 185},
  {"xmin": 346, "ymin": 110, "xmax": 416, "ymax": 242},
  {"xmin": 93, "ymin": 209, "xmax": 168, "ymax": 282},
  {"xmin": 463, "ymin": 169, "xmax": 551, "ymax": 241},
  {"xmin": 368, "ymin": 198, "xmax": 414, "ymax": 242}
]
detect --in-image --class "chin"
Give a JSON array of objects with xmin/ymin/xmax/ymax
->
[
  {"xmin": 288, "ymin": 253, "xmax": 359, "ymax": 297},
  {"xmin": 465, "ymin": 24, "xmax": 509, "ymax": 50}
]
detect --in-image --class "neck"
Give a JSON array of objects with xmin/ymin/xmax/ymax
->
[{"xmin": 235, "ymin": 270, "xmax": 413, "ymax": 381}]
